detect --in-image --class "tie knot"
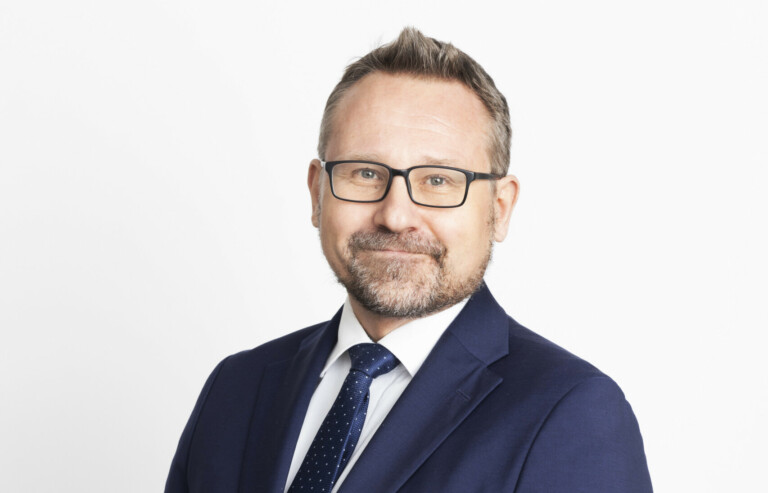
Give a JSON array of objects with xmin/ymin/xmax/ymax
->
[{"xmin": 347, "ymin": 343, "xmax": 399, "ymax": 379}]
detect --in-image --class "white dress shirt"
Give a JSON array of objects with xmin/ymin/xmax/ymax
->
[{"xmin": 283, "ymin": 297, "xmax": 468, "ymax": 493}]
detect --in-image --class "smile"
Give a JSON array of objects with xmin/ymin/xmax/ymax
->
[{"xmin": 366, "ymin": 248, "xmax": 430, "ymax": 255}]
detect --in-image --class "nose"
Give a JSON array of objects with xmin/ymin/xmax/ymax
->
[{"xmin": 372, "ymin": 175, "xmax": 421, "ymax": 233}]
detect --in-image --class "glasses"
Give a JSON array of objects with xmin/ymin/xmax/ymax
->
[{"xmin": 322, "ymin": 160, "xmax": 502, "ymax": 208}]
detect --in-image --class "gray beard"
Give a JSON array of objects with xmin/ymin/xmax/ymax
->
[{"xmin": 333, "ymin": 230, "xmax": 492, "ymax": 318}]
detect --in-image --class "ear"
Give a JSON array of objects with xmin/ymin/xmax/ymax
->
[
  {"xmin": 308, "ymin": 159, "xmax": 324, "ymax": 228},
  {"xmin": 492, "ymin": 175, "xmax": 520, "ymax": 242}
]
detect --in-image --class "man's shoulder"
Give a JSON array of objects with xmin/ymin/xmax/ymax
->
[
  {"xmin": 495, "ymin": 315, "xmax": 620, "ymax": 401},
  {"xmin": 215, "ymin": 320, "xmax": 331, "ymax": 377},
  {"xmin": 454, "ymin": 285, "xmax": 612, "ymax": 394}
]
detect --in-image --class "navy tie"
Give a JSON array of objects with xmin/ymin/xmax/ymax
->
[{"xmin": 289, "ymin": 343, "xmax": 399, "ymax": 492}]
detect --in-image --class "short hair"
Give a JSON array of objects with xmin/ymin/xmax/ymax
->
[{"xmin": 318, "ymin": 27, "xmax": 511, "ymax": 176}]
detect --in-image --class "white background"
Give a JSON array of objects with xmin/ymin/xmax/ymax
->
[{"xmin": 1, "ymin": 1, "xmax": 766, "ymax": 491}]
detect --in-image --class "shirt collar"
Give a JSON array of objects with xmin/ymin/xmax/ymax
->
[{"xmin": 321, "ymin": 297, "xmax": 468, "ymax": 378}]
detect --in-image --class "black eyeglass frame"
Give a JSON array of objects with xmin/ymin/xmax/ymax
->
[{"xmin": 322, "ymin": 160, "xmax": 503, "ymax": 208}]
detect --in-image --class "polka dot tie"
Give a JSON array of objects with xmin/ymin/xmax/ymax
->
[{"xmin": 288, "ymin": 343, "xmax": 399, "ymax": 492}]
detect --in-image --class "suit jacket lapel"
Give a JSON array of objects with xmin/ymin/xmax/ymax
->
[
  {"xmin": 238, "ymin": 310, "xmax": 341, "ymax": 493},
  {"xmin": 339, "ymin": 285, "xmax": 509, "ymax": 493}
]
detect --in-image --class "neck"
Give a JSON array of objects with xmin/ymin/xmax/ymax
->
[{"xmin": 347, "ymin": 297, "xmax": 416, "ymax": 342}]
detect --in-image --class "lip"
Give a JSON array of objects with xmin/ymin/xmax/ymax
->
[{"xmin": 366, "ymin": 249, "xmax": 429, "ymax": 256}]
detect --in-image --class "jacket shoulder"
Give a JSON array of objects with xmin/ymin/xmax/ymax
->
[
  {"xmin": 493, "ymin": 319, "xmax": 652, "ymax": 491},
  {"xmin": 495, "ymin": 316, "xmax": 616, "ymax": 401},
  {"xmin": 222, "ymin": 321, "xmax": 328, "ymax": 372},
  {"xmin": 503, "ymin": 319, "xmax": 653, "ymax": 491}
]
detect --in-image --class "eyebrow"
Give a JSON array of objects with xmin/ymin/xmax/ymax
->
[
  {"xmin": 338, "ymin": 152, "xmax": 384, "ymax": 162},
  {"xmin": 417, "ymin": 156, "xmax": 462, "ymax": 167},
  {"xmin": 336, "ymin": 153, "xmax": 463, "ymax": 168}
]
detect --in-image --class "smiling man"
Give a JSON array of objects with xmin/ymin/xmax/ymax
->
[
  {"xmin": 309, "ymin": 72, "xmax": 516, "ymax": 337},
  {"xmin": 166, "ymin": 28, "xmax": 652, "ymax": 493}
]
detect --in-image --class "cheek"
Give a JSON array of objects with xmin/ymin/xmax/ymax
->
[
  {"xmin": 433, "ymin": 216, "xmax": 474, "ymax": 254},
  {"xmin": 319, "ymin": 200, "xmax": 369, "ymax": 250},
  {"xmin": 434, "ymin": 208, "xmax": 493, "ymax": 269}
]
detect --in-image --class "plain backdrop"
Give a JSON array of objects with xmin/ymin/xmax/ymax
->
[{"xmin": 1, "ymin": 0, "xmax": 766, "ymax": 491}]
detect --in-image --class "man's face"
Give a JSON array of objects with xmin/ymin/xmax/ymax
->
[{"xmin": 309, "ymin": 73, "xmax": 517, "ymax": 318}]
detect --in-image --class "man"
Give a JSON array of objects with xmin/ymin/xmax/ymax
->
[{"xmin": 166, "ymin": 28, "xmax": 652, "ymax": 493}]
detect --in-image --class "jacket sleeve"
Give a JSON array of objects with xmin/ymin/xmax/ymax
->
[
  {"xmin": 515, "ymin": 376, "xmax": 653, "ymax": 493},
  {"xmin": 164, "ymin": 357, "xmax": 229, "ymax": 493}
]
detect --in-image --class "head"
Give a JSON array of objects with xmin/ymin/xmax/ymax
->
[
  {"xmin": 318, "ymin": 27, "xmax": 512, "ymax": 176},
  {"xmin": 309, "ymin": 28, "xmax": 519, "ymax": 321}
]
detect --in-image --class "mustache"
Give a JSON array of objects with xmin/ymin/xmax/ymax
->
[{"xmin": 348, "ymin": 231, "xmax": 445, "ymax": 261}]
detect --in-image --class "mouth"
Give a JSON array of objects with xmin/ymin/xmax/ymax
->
[
  {"xmin": 355, "ymin": 249, "xmax": 442, "ymax": 268},
  {"xmin": 348, "ymin": 231, "xmax": 445, "ymax": 262},
  {"xmin": 362, "ymin": 248, "xmax": 431, "ymax": 257}
]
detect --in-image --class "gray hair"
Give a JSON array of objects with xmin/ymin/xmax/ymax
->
[{"xmin": 318, "ymin": 27, "xmax": 511, "ymax": 175}]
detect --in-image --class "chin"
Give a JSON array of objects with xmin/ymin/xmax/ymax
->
[{"xmin": 338, "ymin": 260, "xmax": 486, "ymax": 319}]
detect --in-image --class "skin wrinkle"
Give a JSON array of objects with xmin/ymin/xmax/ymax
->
[{"xmin": 395, "ymin": 114, "xmax": 463, "ymax": 139}]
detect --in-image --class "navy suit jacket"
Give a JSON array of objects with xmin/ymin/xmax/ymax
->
[{"xmin": 166, "ymin": 285, "xmax": 652, "ymax": 492}]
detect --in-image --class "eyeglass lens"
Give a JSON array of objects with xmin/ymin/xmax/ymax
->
[{"xmin": 330, "ymin": 162, "xmax": 468, "ymax": 207}]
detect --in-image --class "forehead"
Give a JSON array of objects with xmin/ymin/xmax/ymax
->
[{"xmin": 326, "ymin": 73, "xmax": 492, "ymax": 170}]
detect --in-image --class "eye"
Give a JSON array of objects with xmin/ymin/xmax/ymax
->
[
  {"xmin": 427, "ymin": 175, "xmax": 447, "ymax": 186},
  {"xmin": 359, "ymin": 169, "xmax": 378, "ymax": 179},
  {"xmin": 352, "ymin": 167, "xmax": 385, "ymax": 181}
]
